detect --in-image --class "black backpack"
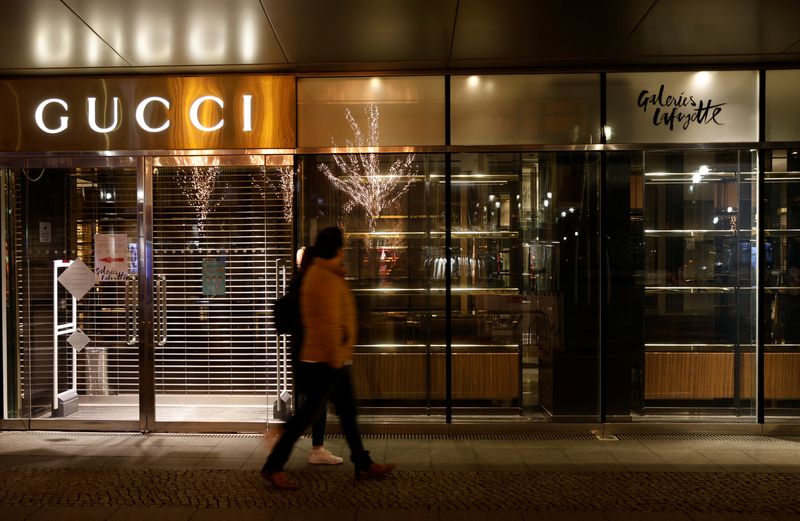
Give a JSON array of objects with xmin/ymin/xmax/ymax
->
[{"xmin": 273, "ymin": 283, "xmax": 300, "ymax": 335}]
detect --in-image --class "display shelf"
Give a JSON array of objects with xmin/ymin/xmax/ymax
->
[
  {"xmin": 645, "ymin": 343, "xmax": 736, "ymax": 352},
  {"xmin": 643, "ymin": 171, "xmax": 740, "ymax": 184},
  {"xmin": 765, "ymin": 344, "xmax": 800, "ymax": 350},
  {"xmin": 644, "ymin": 229, "xmax": 738, "ymax": 237},
  {"xmin": 763, "ymin": 229, "xmax": 800, "ymax": 236},
  {"xmin": 645, "ymin": 286, "xmax": 735, "ymax": 294},
  {"xmin": 443, "ymin": 230, "xmax": 519, "ymax": 238},
  {"xmin": 344, "ymin": 230, "xmax": 518, "ymax": 239},
  {"xmin": 764, "ymin": 287, "xmax": 800, "ymax": 293},
  {"xmin": 765, "ymin": 170, "xmax": 800, "ymax": 179},
  {"xmin": 351, "ymin": 287, "xmax": 520, "ymax": 295}
]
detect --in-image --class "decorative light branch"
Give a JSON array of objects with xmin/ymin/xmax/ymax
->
[
  {"xmin": 318, "ymin": 105, "xmax": 418, "ymax": 231},
  {"xmin": 276, "ymin": 165, "xmax": 294, "ymax": 224},
  {"xmin": 250, "ymin": 165, "xmax": 294, "ymax": 224},
  {"xmin": 176, "ymin": 165, "xmax": 222, "ymax": 233}
]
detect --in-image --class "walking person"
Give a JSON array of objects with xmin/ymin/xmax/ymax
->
[
  {"xmin": 264, "ymin": 245, "xmax": 343, "ymax": 465},
  {"xmin": 261, "ymin": 226, "xmax": 395, "ymax": 489}
]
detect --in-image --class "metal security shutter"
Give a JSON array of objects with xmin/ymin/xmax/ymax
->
[{"xmin": 152, "ymin": 164, "xmax": 292, "ymax": 396}]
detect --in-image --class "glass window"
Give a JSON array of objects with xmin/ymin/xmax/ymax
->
[
  {"xmin": 299, "ymin": 152, "xmax": 445, "ymax": 410},
  {"xmin": 298, "ymin": 77, "xmax": 445, "ymax": 147},
  {"xmin": 766, "ymin": 70, "xmax": 800, "ymax": 142},
  {"xmin": 607, "ymin": 150, "xmax": 757, "ymax": 420},
  {"xmin": 6, "ymin": 164, "xmax": 140, "ymax": 422},
  {"xmin": 451, "ymin": 74, "xmax": 601, "ymax": 145},
  {"xmin": 450, "ymin": 152, "xmax": 601, "ymax": 419},
  {"xmin": 764, "ymin": 149, "xmax": 800, "ymax": 420}
]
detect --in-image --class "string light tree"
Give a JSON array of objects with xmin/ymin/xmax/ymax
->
[
  {"xmin": 318, "ymin": 105, "xmax": 419, "ymax": 280},
  {"xmin": 250, "ymin": 165, "xmax": 295, "ymax": 224},
  {"xmin": 175, "ymin": 164, "xmax": 223, "ymax": 235}
]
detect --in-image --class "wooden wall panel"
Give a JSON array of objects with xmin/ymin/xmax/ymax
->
[
  {"xmin": 645, "ymin": 352, "xmax": 734, "ymax": 400},
  {"xmin": 451, "ymin": 353, "xmax": 519, "ymax": 400},
  {"xmin": 351, "ymin": 352, "xmax": 519, "ymax": 401},
  {"xmin": 707, "ymin": 352, "xmax": 799, "ymax": 400},
  {"xmin": 351, "ymin": 353, "xmax": 430, "ymax": 400},
  {"xmin": 764, "ymin": 353, "xmax": 800, "ymax": 399},
  {"xmin": 739, "ymin": 353, "xmax": 756, "ymax": 399}
]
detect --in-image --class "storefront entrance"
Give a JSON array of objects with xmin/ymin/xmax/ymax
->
[{"xmin": 1, "ymin": 155, "xmax": 294, "ymax": 431}]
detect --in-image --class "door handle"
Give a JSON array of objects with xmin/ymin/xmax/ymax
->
[
  {"xmin": 125, "ymin": 275, "xmax": 138, "ymax": 346},
  {"xmin": 156, "ymin": 274, "xmax": 167, "ymax": 347},
  {"xmin": 276, "ymin": 260, "xmax": 288, "ymax": 393}
]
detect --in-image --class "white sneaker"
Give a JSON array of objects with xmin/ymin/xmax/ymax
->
[{"xmin": 308, "ymin": 447, "xmax": 344, "ymax": 465}]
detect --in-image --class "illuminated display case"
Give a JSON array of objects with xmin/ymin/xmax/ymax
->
[
  {"xmin": 640, "ymin": 150, "xmax": 757, "ymax": 415},
  {"xmin": 298, "ymin": 153, "xmax": 446, "ymax": 408},
  {"xmin": 764, "ymin": 149, "xmax": 800, "ymax": 413}
]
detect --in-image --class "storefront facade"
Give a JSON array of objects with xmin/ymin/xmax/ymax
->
[{"xmin": 0, "ymin": 69, "xmax": 798, "ymax": 432}]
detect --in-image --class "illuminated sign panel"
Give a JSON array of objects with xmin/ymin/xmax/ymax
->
[
  {"xmin": 606, "ymin": 71, "xmax": 758, "ymax": 144},
  {"xmin": 0, "ymin": 75, "xmax": 296, "ymax": 151}
]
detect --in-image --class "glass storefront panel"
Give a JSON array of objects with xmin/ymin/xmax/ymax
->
[
  {"xmin": 764, "ymin": 148, "xmax": 800, "ymax": 419},
  {"xmin": 6, "ymin": 163, "xmax": 140, "ymax": 422},
  {"xmin": 766, "ymin": 70, "xmax": 800, "ymax": 142},
  {"xmin": 298, "ymin": 76, "xmax": 445, "ymax": 147},
  {"xmin": 152, "ymin": 158, "xmax": 293, "ymax": 424},
  {"xmin": 451, "ymin": 74, "xmax": 601, "ymax": 145},
  {"xmin": 607, "ymin": 149, "xmax": 756, "ymax": 420},
  {"xmin": 450, "ymin": 152, "xmax": 601, "ymax": 419},
  {"xmin": 298, "ymin": 153, "xmax": 445, "ymax": 412}
]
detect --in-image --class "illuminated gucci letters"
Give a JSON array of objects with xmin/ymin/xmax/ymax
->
[
  {"xmin": 34, "ymin": 94, "xmax": 254, "ymax": 134},
  {"xmin": 35, "ymin": 98, "xmax": 69, "ymax": 134}
]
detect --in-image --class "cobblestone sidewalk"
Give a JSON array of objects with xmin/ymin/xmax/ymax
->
[{"xmin": 1, "ymin": 467, "xmax": 799, "ymax": 514}]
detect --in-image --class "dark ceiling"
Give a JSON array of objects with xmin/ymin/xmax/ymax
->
[{"xmin": 1, "ymin": 0, "xmax": 799, "ymax": 76}]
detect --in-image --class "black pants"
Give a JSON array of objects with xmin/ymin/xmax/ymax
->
[
  {"xmin": 263, "ymin": 363, "xmax": 372, "ymax": 473},
  {"xmin": 291, "ymin": 338, "xmax": 327, "ymax": 447},
  {"xmin": 294, "ymin": 369, "xmax": 328, "ymax": 447}
]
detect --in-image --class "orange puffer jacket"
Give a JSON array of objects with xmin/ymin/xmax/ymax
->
[{"xmin": 298, "ymin": 257, "xmax": 357, "ymax": 368}]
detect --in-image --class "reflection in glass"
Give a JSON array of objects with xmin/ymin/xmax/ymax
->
[
  {"xmin": 764, "ymin": 149, "xmax": 800, "ymax": 418},
  {"xmin": 627, "ymin": 150, "xmax": 756, "ymax": 419},
  {"xmin": 8, "ymin": 167, "xmax": 139, "ymax": 421},
  {"xmin": 451, "ymin": 153, "xmax": 601, "ymax": 418},
  {"xmin": 318, "ymin": 106, "xmax": 418, "ymax": 232},
  {"xmin": 300, "ymin": 153, "xmax": 444, "ymax": 409}
]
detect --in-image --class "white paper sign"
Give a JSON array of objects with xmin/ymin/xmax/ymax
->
[
  {"xmin": 67, "ymin": 329, "xmax": 90, "ymax": 352},
  {"xmin": 57, "ymin": 258, "xmax": 95, "ymax": 301},
  {"xmin": 39, "ymin": 221, "xmax": 51, "ymax": 243},
  {"xmin": 95, "ymin": 233, "xmax": 129, "ymax": 281}
]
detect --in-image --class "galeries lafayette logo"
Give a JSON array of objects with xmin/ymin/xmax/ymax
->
[{"xmin": 637, "ymin": 85, "xmax": 726, "ymax": 131}]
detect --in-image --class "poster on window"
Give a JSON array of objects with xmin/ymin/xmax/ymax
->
[
  {"xmin": 202, "ymin": 258, "xmax": 226, "ymax": 296},
  {"xmin": 94, "ymin": 233, "xmax": 129, "ymax": 281}
]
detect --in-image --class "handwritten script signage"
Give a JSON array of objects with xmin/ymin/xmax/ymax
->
[
  {"xmin": 637, "ymin": 85, "xmax": 726, "ymax": 131},
  {"xmin": 606, "ymin": 71, "xmax": 758, "ymax": 144}
]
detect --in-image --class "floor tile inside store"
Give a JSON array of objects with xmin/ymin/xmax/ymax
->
[{"xmin": 2, "ymin": 430, "xmax": 800, "ymax": 520}]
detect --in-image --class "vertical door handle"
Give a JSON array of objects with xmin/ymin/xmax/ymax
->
[
  {"xmin": 125, "ymin": 275, "xmax": 138, "ymax": 345},
  {"xmin": 156, "ymin": 275, "xmax": 168, "ymax": 346}
]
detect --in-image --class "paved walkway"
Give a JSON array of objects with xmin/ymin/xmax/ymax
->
[{"xmin": 2, "ymin": 430, "xmax": 800, "ymax": 520}]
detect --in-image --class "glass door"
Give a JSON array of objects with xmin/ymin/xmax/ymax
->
[
  {"xmin": 150, "ymin": 155, "xmax": 293, "ymax": 430},
  {"xmin": 3, "ymin": 158, "xmax": 141, "ymax": 429},
  {"xmin": 764, "ymin": 148, "xmax": 800, "ymax": 419},
  {"xmin": 605, "ymin": 149, "xmax": 757, "ymax": 421}
]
